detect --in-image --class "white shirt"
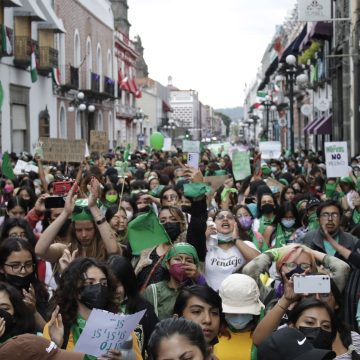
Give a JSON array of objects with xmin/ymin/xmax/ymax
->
[{"xmin": 205, "ymin": 240, "xmax": 258, "ymax": 291}]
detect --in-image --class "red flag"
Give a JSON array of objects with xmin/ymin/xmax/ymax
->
[{"xmin": 128, "ymin": 77, "xmax": 137, "ymax": 95}]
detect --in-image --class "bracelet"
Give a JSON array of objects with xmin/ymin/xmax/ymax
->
[
  {"xmin": 95, "ymin": 217, "xmax": 106, "ymax": 225},
  {"xmin": 277, "ymin": 300, "xmax": 288, "ymax": 311}
]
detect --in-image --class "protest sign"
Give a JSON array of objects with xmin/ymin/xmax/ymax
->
[
  {"xmin": 90, "ymin": 130, "xmax": 108, "ymax": 154},
  {"xmin": 162, "ymin": 137, "xmax": 172, "ymax": 151},
  {"xmin": 183, "ymin": 140, "xmax": 200, "ymax": 153},
  {"xmin": 259, "ymin": 141, "xmax": 282, "ymax": 160},
  {"xmin": 39, "ymin": 137, "xmax": 86, "ymax": 162},
  {"xmin": 325, "ymin": 141, "xmax": 349, "ymax": 178},
  {"xmin": 14, "ymin": 160, "xmax": 38, "ymax": 175},
  {"xmin": 74, "ymin": 309, "xmax": 146, "ymax": 357},
  {"xmin": 207, "ymin": 142, "xmax": 231, "ymax": 157},
  {"xmin": 232, "ymin": 151, "xmax": 251, "ymax": 181}
]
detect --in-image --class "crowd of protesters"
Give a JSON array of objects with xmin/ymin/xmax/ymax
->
[{"xmin": 0, "ymin": 146, "xmax": 360, "ymax": 359}]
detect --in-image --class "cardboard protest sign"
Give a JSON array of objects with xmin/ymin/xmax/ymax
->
[
  {"xmin": 90, "ymin": 130, "xmax": 108, "ymax": 154},
  {"xmin": 232, "ymin": 151, "xmax": 251, "ymax": 181},
  {"xmin": 183, "ymin": 140, "xmax": 200, "ymax": 153},
  {"xmin": 14, "ymin": 160, "xmax": 38, "ymax": 175},
  {"xmin": 39, "ymin": 137, "xmax": 86, "ymax": 163},
  {"xmin": 74, "ymin": 309, "xmax": 146, "ymax": 357},
  {"xmin": 259, "ymin": 141, "xmax": 282, "ymax": 160},
  {"xmin": 325, "ymin": 141, "xmax": 349, "ymax": 178}
]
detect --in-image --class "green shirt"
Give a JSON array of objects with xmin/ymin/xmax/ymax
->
[{"xmin": 143, "ymin": 280, "xmax": 180, "ymax": 320}]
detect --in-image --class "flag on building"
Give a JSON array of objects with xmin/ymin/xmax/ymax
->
[
  {"xmin": 121, "ymin": 76, "xmax": 130, "ymax": 92},
  {"xmin": 0, "ymin": 81, "xmax": 3, "ymax": 110},
  {"xmin": 130, "ymin": 78, "xmax": 142, "ymax": 98},
  {"xmin": 1, "ymin": 152, "xmax": 15, "ymax": 180},
  {"xmin": 30, "ymin": 47, "xmax": 38, "ymax": 83},
  {"xmin": 1, "ymin": 25, "xmax": 12, "ymax": 55},
  {"xmin": 52, "ymin": 68, "xmax": 61, "ymax": 86}
]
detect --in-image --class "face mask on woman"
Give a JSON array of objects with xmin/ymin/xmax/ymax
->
[
  {"xmin": 225, "ymin": 313, "xmax": 253, "ymax": 330},
  {"xmin": 0, "ymin": 309, "xmax": 14, "ymax": 338},
  {"xmin": 298, "ymin": 326, "xmax": 333, "ymax": 350},
  {"xmin": 163, "ymin": 222, "xmax": 181, "ymax": 242},
  {"xmin": 281, "ymin": 218, "xmax": 295, "ymax": 229},
  {"xmin": 217, "ymin": 233, "xmax": 233, "ymax": 242},
  {"xmin": 5, "ymin": 272, "xmax": 35, "ymax": 290},
  {"xmin": 125, "ymin": 210, "xmax": 133, "ymax": 221},
  {"xmin": 105, "ymin": 194, "xmax": 118, "ymax": 204},
  {"xmin": 168, "ymin": 263, "xmax": 189, "ymax": 283},
  {"xmin": 261, "ymin": 204, "xmax": 275, "ymax": 215},
  {"xmin": 239, "ymin": 216, "xmax": 253, "ymax": 230},
  {"xmin": 79, "ymin": 283, "xmax": 109, "ymax": 310}
]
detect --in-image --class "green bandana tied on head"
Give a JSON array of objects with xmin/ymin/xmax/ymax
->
[
  {"xmin": 71, "ymin": 199, "xmax": 94, "ymax": 221},
  {"xmin": 325, "ymin": 183, "xmax": 337, "ymax": 198},
  {"xmin": 163, "ymin": 242, "xmax": 199, "ymax": 268}
]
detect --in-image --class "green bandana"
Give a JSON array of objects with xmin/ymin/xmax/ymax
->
[
  {"xmin": 220, "ymin": 187, "xmax": 238, "ymax": 201},
  {"xmin": 149, "ymin": 185, "xmax": 165, "ymax": 197},
  {"xmin": 308, "ymin": 212, "xmax": 319, "ymax": 231},
  {"xmin": 163, "ymin": 242, "xmax": 199, "ymax": 267},
  {"xmin": 184, "ymin": 183, "xmax": 210, "ymax": 198},
  {"xmin": 353, "ymin": 209, "xmax": 360, "ymax": 224},
  {"xmin": 72, "ymin": 313, "xmax": 96, "ymax": 360},
  {"xmin": 258, "ymin": 215, "xmax": 275, "ymax": 235},
  {"xmin": 325, "ymin": 183, "xmax": 337, "ymax": 198},
  {"xmin": 274, "ymin": 224, "xmax": 293, "ymax": 248},
  {"xmin": 71, "ymin": 199, "xmax": 94, "ymax": 221}
]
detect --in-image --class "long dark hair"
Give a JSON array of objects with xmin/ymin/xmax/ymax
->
[
  {"xmin": 0, "ymin": 237, "xmax": 49, "ymax": 309},
  {"xmin": 274, "ymin": 201, "xmax": 300, "ymax": 229},
  {"xmin": 52, "ymin": 257, "xmax": 118, "ymax": 328},
  {"xmin": 148, "ymin": 318, "xmax": 209, "ymax": 360},
  {"xmin": 107, "ymin": 255, "xmax": 144, "ymax": 314},
  {"xmin": 0, "ymin": 281, "xmax": 36, "ymax": 337},
  {"xmin": 233, "ymin": 204, "xmax": 254, "ymax": 241},
  {"xmin": 5, "ymin": 196, "xmax": 27, "ymax": 218}
]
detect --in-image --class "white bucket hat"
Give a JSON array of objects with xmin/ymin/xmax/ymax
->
[{"xmin": 219, "ymin": 273, "xmax": 265, "ymax": 315}]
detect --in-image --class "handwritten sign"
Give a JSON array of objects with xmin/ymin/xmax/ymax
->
[
  {"xmin": 232, "ymin": 151, "xmax": 251, "ymax": 181},
  {"xmin": 74, "ymin": 309, "xmax": 146, "ymax": 357},
  {"xmin": 14, "ymin": 160, "xmax": 38, "ymax": 175},
  {"xmin": 325, "ymin": 141, "xmax": 349, "ymax": 178},
  {"xmin": 259, "ymin": 141, "xmax": 282, "ymax": 160},
  {"xmin": 39, "ymin": 137, "xmax": 85, "ymax": 163},
  {"xmin": 183, "ymin": 140, "xmax": 200, "ymax": 153},
  {"xmin": 90, "ymin": 130, "xmax": 108, "ymax": 154}
]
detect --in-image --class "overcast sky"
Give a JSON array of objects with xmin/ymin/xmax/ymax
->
[{"xmin": 128, "ymin": 0, "xmax": 297, "ymax": 109}]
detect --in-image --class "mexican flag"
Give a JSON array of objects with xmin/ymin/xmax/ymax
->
[
  {"xmin": 0, "ymin": 81, "xmax": 3, "ymax": 110},
  {"xmin": 52, "ymin": 68, "xmax": 61, "ymax": 86},
  {"xmin": 1, "ymin": 25, "xmax": 12, "ymax": 55},
  {"xmin": 30, "ymin": 47, "xmax": 38, "ymax": 83}
]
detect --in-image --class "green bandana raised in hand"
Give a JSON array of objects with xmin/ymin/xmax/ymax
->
[
  {"xmin": 325, "ymin": 183, "xmax": 337, "ymax": 198},
  {"xmin": 220, "ymin": 187, "xmax": 238, "ymax": 202}
]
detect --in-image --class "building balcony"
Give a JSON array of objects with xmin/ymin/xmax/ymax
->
[
  {"xmin": 58, "ymin": 65, "xmax": 79, "ymax": 91},
  {"xmin": 0, "ymin": 25, "xmax": 14, "ymax": 57},
  {"xmin": 91, "ymin": 72, "xmax": 100, "ymax": 93},
  {"xmin": 14, "ymin": 36, "xmax": 38, "ymax": 68},
  {"xmin": 104, "ymin": 76, "xmax": 115, "ymax": 97},
  {"xmin": 115, "ymin": 102, "xmax": 136, "ymax": 119},
  {"xmin": 38, "ymin": 46, "xmax": 58, "ymax": 74}
]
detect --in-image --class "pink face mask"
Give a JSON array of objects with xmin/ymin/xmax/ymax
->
[
  {"xmin": 168, "ymin": 263, "xmax": 188, "ymax": 283},
  {"xmin": 4, "ymin": 184, "xmax": 14, "ymax": 194}
]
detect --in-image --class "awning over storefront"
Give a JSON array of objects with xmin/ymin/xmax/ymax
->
[
  {"xmin": 299, "ymin": 22, "xmax": 333, "ymax": 51},
  {"xmin": 313, "ymin": 114, "xmax": 332, "ymax": 135},
  {"xmin": 3, "ymin": 0, "xmax": 22, "ymax": 7},
  {"xmin": 307, "ymin": 116, "xmax": 325, "ymax": 134},
  {"xmin": 257, "ymin": 57, "xmax": 279, "ymax": 91},
  {"xmin": 14, "ymin": 0, "xmax": 46, "ymax": 21},
  {"xmin": 37, "ymin": 0, "xmax": 66, "ymax": 33},
  {"xmin": 162, "ymin": 101, "xmax": 172, "ymax": 113},
  {"xmin": 280, "ymin": 24, "xmax": 307, "ymax": 62},
  {"xmin": 303, "ymin": 116, "xmax": 324, "ymax": 134}
]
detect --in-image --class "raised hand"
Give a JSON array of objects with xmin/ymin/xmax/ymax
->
[
  {"xmin": 59, "ymin": 247, "xmax": 79, "ymax": 273},
  {"xmin": 64, "ymin": 182, "xmax": 78, "ymax": 216},
  {"xmin": 48, "ymin": 305, "xmax": 64, "ymax": 347}
]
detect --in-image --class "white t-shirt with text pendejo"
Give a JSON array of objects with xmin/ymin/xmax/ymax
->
[{"xmin": 205, "ymin": 241, "xmax": 259, "ymax": 291}]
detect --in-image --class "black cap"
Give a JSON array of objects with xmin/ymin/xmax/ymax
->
[
  {"xmin": 258, "ymin": 327, "xmax": 336, "ymax": 360},
  {"xmin": 306, "ymin": 197, "xmax": 321, "ymax": 211}
]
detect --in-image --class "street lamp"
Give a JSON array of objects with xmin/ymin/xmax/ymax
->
[
  {"xmin": 258, "ymin": 95, "xmax": 277, "ymax": 141},
  {"xmin": 278, "ymin": 54, "xmax": 308, "ymax": 154}
]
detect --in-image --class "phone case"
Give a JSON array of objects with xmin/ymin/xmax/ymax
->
[{"xmin": 293, "ymin": 275, "xmax": 331, "ymax": 294}]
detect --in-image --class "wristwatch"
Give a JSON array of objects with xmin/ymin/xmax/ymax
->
[{"xmin": 95, "ymin": 217, "xmax": 106, "ymax": 225}]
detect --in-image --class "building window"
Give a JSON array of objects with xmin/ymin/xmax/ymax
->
[
  {"xmin": 86, "ymin": 37, "xmax": 92, "ymax": 89},
  {"xmin": 75, "ymin": 110, "xmax": 82, "ymax": 139},
  {"xmin": 11, "ymin": 104, "xmax": 27, "ymax": 154},
  {"xmin": 97, "ymin": 111, "xmax": 103, "ymax": 130},
  {"xmin": 97, "ymin": 43, "xmax": 102, "ymax": 91},
  {"xmin": 39, "ymin": 108, "xmax": 50, "ymax": 138},
  {"xmin": 108, "ymin": 112, "xmax": 113, "ymax": 146},
  {"xmin": 59, "ymin": 105, "xmax": 67, "ymax": 138},
  {"xmin": 107, "ymin": 50, "xmax": 112, "ymax": 78}
]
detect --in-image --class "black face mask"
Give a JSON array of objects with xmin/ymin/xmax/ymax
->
[
  {"xmin": 181, "ymin": 205, "xmax": 191, "ymax": 214},
  {"xmin": 79, "ymin": 283, "xmax": 109, "ymax": 310},
  {"xmin": 5, "ymin": 272, "xmax": 35, "ymax": 291},
  {"xmin": 285, "ymin": 265, "xmax": 305, "ymax": 280},
  {"xmin": 261, "ymin": 203, "xmax": 275, "ymax": 215},
  {"xmin": 57, "ymin": 219, "xmax": 72, "ymax": 237},
  {"xmin": 163, "ymin": 222, "xmax": 181, "ymax": 242},
  {"xmin": 299, "ymin": 326, "xmax": 333, "ymax": 350},
  {"xmin": 0, "ymin": 309, "xmax": 14, "ymax": 338}
]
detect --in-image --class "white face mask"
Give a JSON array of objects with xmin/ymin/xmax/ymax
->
[
  {"xmin": 35, "ymin": 188, "xmax": 42, "ymax": 196},
  {"xmin": 217, "ymin": 233, "xmax": 233, "ymax": 242},
  {"xmin": 125, "ymin": 210, "xmax": 133, "ymax": 221}
]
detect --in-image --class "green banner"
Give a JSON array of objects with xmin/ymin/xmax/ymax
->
[{"xmin": 232, "ymin": 151, "xmax": 251, "ymax": 181}]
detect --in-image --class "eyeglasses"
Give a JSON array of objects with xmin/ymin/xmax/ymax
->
[
  {"xmin": 283, "ymin": 262, "xmax": 311, "ymax": 271},
  {"xmin": 131, "ymin": 189, "xmax": 148, "ymax": 195},
  {"xmin": 4, "ymin": 261, "xmax": 35, "ymax": 273},
  {"xmin": 162, "ymin": 194, "xmax": 178, "ymax": 201},
  {"xmin": 8, "ymin": 231, "xmax": 27, "ymax": 238},
  {"xmin": 215, "ymin": 214, "xmax": 234, "ymax": 221},
  {"xmin": 73, "ymin": 206, "xmax": 92, "ymax": 215},
  {"xmin": 320, "ymin": 212, "xmax": 340, "ymax": 220}
]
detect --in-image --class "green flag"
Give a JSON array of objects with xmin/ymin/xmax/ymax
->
[
  {"xmin": 0, "ymin": 81, "xmax": 3, "ymax": 110},
  {"xmin": 1, "ymin": 152, "xmax": 15, "ymax": 180},
  {"xmin": 128, "ymin": 209, "xmax": 170, "ymax": 254},
  {"xmin": 123, "ymin": 144, "xmax": 130, "ymax": 162}
]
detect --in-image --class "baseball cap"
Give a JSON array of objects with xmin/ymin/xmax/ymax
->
[
  {"xmin": 258, "ymin": 327, "xmax": 336, "ymax": 360},
  {"xmin": 0, "ymin": 334, "xmax": 85, "ymax": 360},
  {"xmin": 306, "ymin": 197, "xmax": 321, "ymax": 211},
  {"xmin": 219, "ymin": 274, "xmax": 264, "ymax": 315}
]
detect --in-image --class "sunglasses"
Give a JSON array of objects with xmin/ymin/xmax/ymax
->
[
  {"xmin": 283, "ymin": 262, "xmax": 311, "ymax": 271},
  {"xmin": 73, "ymin": 205, "xmax": 92, "ymax": 215},
  {"xmin": 215, "ymin": 213, "xmax": 234, "ymax": 221}
]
